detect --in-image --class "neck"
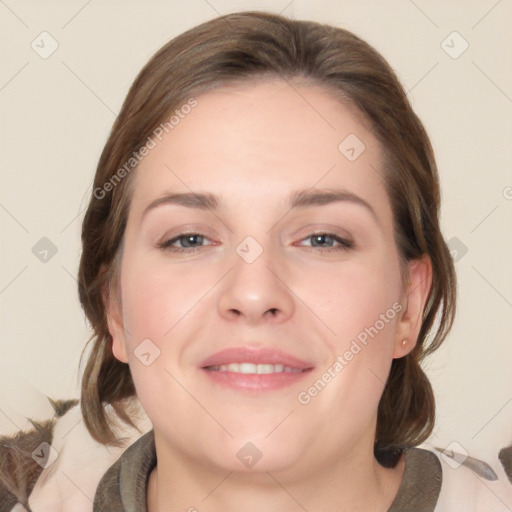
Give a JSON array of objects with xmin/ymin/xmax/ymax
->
[{"xmin": 147, "ymin": 438, "xmax": 405, "ymax": 512}]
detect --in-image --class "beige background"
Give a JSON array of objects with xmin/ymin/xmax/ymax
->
[{"xmin": 1, "ymin": 0, "xmax": 511, "ymax": 456}]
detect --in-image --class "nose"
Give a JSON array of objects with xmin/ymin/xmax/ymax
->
[{"xmin": 217, "ymin": 245, "xmax": 295, "ymax": 325}]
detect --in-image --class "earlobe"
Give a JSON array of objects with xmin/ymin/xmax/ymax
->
[
  {"xmin": 110, "ymin": 320, "xmax": 129, "ymax": 363},
  {"xmin": 103, "ymin": 283, "xmax": 129, "ymax": 364},
  {"xmin": 393, "ymin": 255, "xmax": 433, "ymax": 358}
]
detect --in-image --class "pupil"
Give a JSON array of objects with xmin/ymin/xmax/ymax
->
[
  {"xmin": 314, "ymin": 234, "xmax": 331, "ymax": 246},
  {"xmin": 184, "ymin": 235, "xmax": 201, "ymax": 247}
]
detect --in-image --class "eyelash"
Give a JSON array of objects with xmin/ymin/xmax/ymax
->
[
  {"xmin": 158, "ymin": 232, "xmax": 353, "ymax": 254},
  {"xmin": 300, "ymin": 233, "xmax": 353, "ymax": 252}
]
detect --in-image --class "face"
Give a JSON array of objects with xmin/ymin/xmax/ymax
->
[{"xmin": 107, "ymin": 78, "xmax": 430, "ymax": 476}]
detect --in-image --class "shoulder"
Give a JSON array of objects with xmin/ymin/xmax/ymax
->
[
  {"xmin": 417, "ymin": 442, "xmax": 512, "ymax": 512},
  {"xmin": 94, "ymin": 430, "xmax": 156, "ymax": 512},
  {"xmin": 388, "ymin": 447, "xmax": 441, "ymax": 511}
]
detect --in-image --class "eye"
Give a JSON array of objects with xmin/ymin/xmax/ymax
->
[
  {"xmin": 299, "ymin": 233, "xmax": 353, "ymax": 252},
  {"xmin": 157, "ymin": 232, "xmax": 352, "ymax": 254},
  {"xmin": 158, "ymin": 233, "xmax": 213, "ymax": 253}
]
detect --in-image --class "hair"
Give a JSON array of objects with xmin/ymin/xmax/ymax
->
[{"xmin": 78, "ymin": 11, "xmax": 457, "ymax": 462}]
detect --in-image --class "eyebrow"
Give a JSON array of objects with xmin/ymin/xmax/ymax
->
[
  {"xmin": 142, "ymin": 188, "xmax": 377, "ymax": 222},
  {"xmin": 289, "ymin": 188, "xmax": 377, "ymax": 221}
]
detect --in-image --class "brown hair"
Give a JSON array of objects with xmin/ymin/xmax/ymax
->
[{"xmin": 78, "ymin": 11, "xmax": 456, "ymax": 461}]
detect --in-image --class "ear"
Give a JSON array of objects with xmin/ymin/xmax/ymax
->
[
  {"xmin": 102, "ymin": 275, "xmax": 129, "ymax": 364},
  {"xmin": 393, "ymin": 254, "xmax": 433, "ymax": 358}
]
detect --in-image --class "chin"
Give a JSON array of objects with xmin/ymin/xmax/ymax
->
[{"xmin": 204, "ymin": 432, "xmax": 304, "ymax": 474}]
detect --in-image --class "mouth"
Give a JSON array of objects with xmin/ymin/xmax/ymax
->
[
  {"xmin": 205, "ymin": 363, "xmax": 304, "ymax": 374},
  {"xmin": 199, "ymin": 347, "xmax": 314, "ymax": 392}
]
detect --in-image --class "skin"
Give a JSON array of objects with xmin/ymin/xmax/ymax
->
[{"xmin": 106, "ymin": 78, "xmax": 432, "ymax": 511}]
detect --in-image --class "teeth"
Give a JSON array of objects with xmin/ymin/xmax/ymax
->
[{"xmin": 210, "ymin": 363, "xmax": 302, "ymax": 374}]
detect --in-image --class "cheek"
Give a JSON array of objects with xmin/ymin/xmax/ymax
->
[
  {"xmin": 305, "ymin": 254, "xmax": 402, "ymax": 344},
  {"xmin": 309, "ymin": 252, "xmax": 402, "ymax": 410},
  {"xmin": 120, "ymin": 255, "xmax": 210, "ymax": 346}
]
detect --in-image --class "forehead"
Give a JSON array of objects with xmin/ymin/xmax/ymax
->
[{"xmin": 129, "ymin": 78, "xmax": 391, "ymax": 222}]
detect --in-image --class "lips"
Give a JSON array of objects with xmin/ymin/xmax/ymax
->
[
  {"xmin": 199, "ymin": 347, "xmax": 313, "ymax": 371},
  {"xmin": 199, "ymin": 347, "xmax": 314, "ymax": 392}
]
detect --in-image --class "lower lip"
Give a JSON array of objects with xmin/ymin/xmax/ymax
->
[{"xmin": 201, "ymin": 368, "xmax": 313, "ymax": 392}]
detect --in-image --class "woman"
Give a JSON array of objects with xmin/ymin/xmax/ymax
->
[
  {"xmin": 4, "ymin": 10, "xmax": 512, "ymax": 512},
  {"xmin": 84, "ymin": 10, "xmax": 447, "ymax": 510}
]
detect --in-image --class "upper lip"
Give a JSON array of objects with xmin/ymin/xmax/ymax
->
[{"xmin": 199, "ymin": 347, "xmax": 314, "ymax": 370}]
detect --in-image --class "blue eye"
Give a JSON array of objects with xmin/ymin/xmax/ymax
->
[
  {"xmin": 158, "ymin": 232, "xmax": 353, "ymax": 254},
  {"xmin": 158, "ymin": 233, "xmax": 210, "ymax": 253},
  {"xmin": 300, "ymin": 233, "xmax": 353, "ymax": 252}
]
